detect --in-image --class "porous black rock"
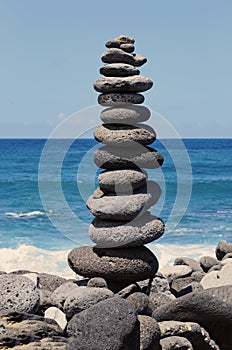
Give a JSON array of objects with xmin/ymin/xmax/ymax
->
[
  {"xmin": 100, "ymin": 63, "xmax": 140, "ymax": 77},
  {"xmin": 98, "ymin": 92, "xmax": 145, "ymax": 105},
  {"xmin": 94, "ymin": 76, "xmax": 153, "ymax": 93}
]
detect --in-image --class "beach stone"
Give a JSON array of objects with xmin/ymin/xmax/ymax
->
[
  {"xmin": 11, "ymin": 338, "xmax": 68, "ymax": 350},
  {"xmin": 94, "ymin": 124, "xmax": 156, "ymax": 146},
  {"xmin": 120, "ymin": 43, "xmax": 135, "ymax": 53},
  {"xmin": 116, "ymin": 283, "xmax": 141, "ymax": 298},
  {"xmin": 208, "ymin": 264, "xmax": 222, "ymax": 272},
  {"xmin": 98, "ymin": 169, "xmax": 147, "ymax": 193},
  {"xmin": 87, "ymin": 277, "xmax": 108, "ymax": 288},
  {"xmin": 63, "ymin": 286, "xmax": 114, "ymax": 319},
  {"xmin": 133, "ymin": 53, "xmax": 147, "ymax": 66},
  {"xmin": 50, "ymin": 281, "xmax": 80, "ymax": 308},
  {"xmin": 89, "ymin": 212, "xmax": 164, "ymax": 248},
  {"xmin": 215, "ymin": 240, "xmax": 232, "ymax": 260},
  {"xmin": 159, "ymin": 265, "xmax": 192, "ymax": 282},
  {"xmin": 105, "ymin": 35, "xmax": 135, "ymax": 48},
  {"xmin": 94, "ymin": 76, "xmax": 153, "ymax": 93},
  {"xmin": 222, "ymin": 252, "xmax": 232, "ymax": 260},
  {"xmin": 191, "ymin": 270, "xmax": 205, "ymax": 282},
  {"xmin": 139, "ymin": 315, "xmax": 161, "ymax": 350},
  {"xmin": 174, "ymin": 257, "xmax": 203, "ymax": 272},
  {"xmin": 159, "ymin": 321, "xmax": 220, "ymax": 350},
  {"xmin": 45, "ymin": 307, "xmax": 67, "ymax": 330},
  {"xmin": 100, "ymin": 105, "xmax": 151, "ymax": 124},
  {"xmin": 173, "ymin": 281, "xmax": 203, "ymax": 297},
  {"xmin": 38, "ymin": 273, "xmax": 68, "ymax": 292},
  {"xmin": 0, "ymin": 275, "xmax": 40, "ymax": 315},
  {"xmin": 98, "ymin": 92, "xmax": 144, "ymax": 105},
  {"xmin": 200, "ymin": 263, "xmax": 232, "ymax": 289},
  {"xmin": 100, "ymin": 63, "xmax": 139, "ymax": 77},
  {"xmin": 200, "ymin": 256, "xmax": 220, "ymax": 272},
  {"xmin": 127, "ymin": 292, "xmax": 150, "ymax": 315},
  {"xmin": 38, "ymin": 289, "xmax": 53, "ymax": 313},
  {"xmin": 94, "ymin": 145, "xmax": 164, "ymax": 170},
  {"xmin": 205, "ymin": 285, "xmax": 232, "ymax": 303},
  {"xmin": 102, "ymin": 48, "xmax": 137, "ymax": 65},
  {"xmin": 149, "ymin": 292, "xmax": 175, "ymax": 312},
  {"xmin": 66, "ymin": 297, "xmax": 140, "ymax": 350},
  {"xmin": 67, "ymin": 246, "xmax": 159, "ymax": 283},
  {"xmin": 152, "ymin": 289, "xmax": 232, "ymax": 350},
  {"xmin": 160, "ymin": 336, "xmax": 193, "ymax": 350}
]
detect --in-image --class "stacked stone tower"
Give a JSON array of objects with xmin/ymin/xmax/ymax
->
[{"xmin": 68, "ymin": 35, "xmax": 165, "ymax": 289}]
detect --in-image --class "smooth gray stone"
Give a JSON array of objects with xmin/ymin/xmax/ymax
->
[
  {"xmin": 94, "ymin": 145, "xmax": 164, "ymax": 170},
  {"xmin": 38, "ymin": 273, "xmax": 68, "ymax": 292},
  {"xmin": 105, "ymin": 35, "xmax": 135, "ymax": 48},
  {"xmin": 67, "ymin": 297, "xmax": 140, "ymax": 350},
  {"xmin": 159, "ymin": 321, "xmax": 220, "ymax": 350},
  {"xmin": 98, "ymin": 169, "xmax": 147, "ymax": 193},
  {"xmin": 139, "ymin": 315, "xmax": 161, "ymax": 350},
  {"xmin": 98, "ymin": 92, "xmax": 144, "ymax": 105},
  {"xmin": 0, "ymin": 275, "xmax": 40, "ymax": 315},
  {"xmin": 94, "ymin": 123, "xmax": 156, "ymax": 146},
  {"xmin": 200, "ymin": 256, "xmax": 221, "ymax": 272},
  {"xmin": 89, "ymin": 212, "xmax": 164, "ymax": 248},
  {"xmin": 100, "ymin": 105, "xmax": 151, "ymax": 124},
  {"xmin": 51, "ymin": 281, "xmax": 80, "ymax": 308},
  {"xmin": 86, "ymin": 181, "xmax": 161, "ymax": 221},
  {"xmin": 174, "ymin": 257, "xmax": 203, "ymax": 272},
  {"xmin": 160, "ymin": 336, "xmax": 193, "ymax": 349},
  {"xmin": 215, "ymin": 240, "xmax": 232, "ymax": 260},
  {"xmin": 100, "ymin": 63, "xmax": 139, "ymax": 77},
  {"xmin": 94, "ymin": 76, "xmax": 153, "ymax": 93},
  {"xmin": 45, "ymin": 306, "xmax": 67, "ymax": 330},
  {"xmin": 159, "ymin": 265, "xmax": 192, "ymax": 283},
  {"xmin": 67, "ymin": 246, "xmax": 159, "ymax": 283},
  {"xmin": 200, "ymin": 263, "xmax": 232, "ymax": 289},
  {"xmin": 63, "ymin": 286, "xmax": 113, "ymax": 319}
]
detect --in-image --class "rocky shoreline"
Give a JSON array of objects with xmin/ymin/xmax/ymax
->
[{"xmin": 0, "ymin": 240, "xmax": 231, "ymax": 349}]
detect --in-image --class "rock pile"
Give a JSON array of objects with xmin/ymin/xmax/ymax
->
[{"xmin": 67, "ymin": 34, "xmax": 165, "ymax": 290}]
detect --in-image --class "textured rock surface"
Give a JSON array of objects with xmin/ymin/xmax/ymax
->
[
  {"xmin": 200, "ymin": 263, "xmax": 232, "ymax": 289},
  {"xmin": 9, "ymin": 338, "xmax": 68, "ymax": 350},
  {"xmin": 50, "ymin": 281, "xmax": 80, "ymax": 308},
  {"xmin": 94, "ymin": 123, "xmax": 156, "ymax": 146},
  {"xmin": 200, "ymin": 256, "xmax": 220, "ymax": 272},
  {"xmin": 68, "ymin": 246, "xmax": 159, "ymax": 283},
  {"xmin": 139, "ymin": 315, "xmax": 161, "ymax": 350},
  {"xmin": 127, "ymin": 292, "xmax": 150, "ymax": 315},
  {"xmin": 98, "ymin": 92, "xmax": 145, "ymax": 105},
  {"xmin": 102, "ymin": 48, "xmax": 147, "ymax": 67},
  {"xmin": 159, "ymin": 265, "xmax": 192, "ymax": 281},
  {"xmin": 174, "ymin": 257, "xmax": 203, "ymax": 272},
  {"xmin": 100, "ymin": 105, "xmax": 151, "ymax": 124},
  {"xmin": 94, "ymin": 76, "xmax": 153, "ymax": 93},
  {"xmin": 94, "ymin": 145, "xmax": 164, "ymax": 169},
  {"xmin": 160, "ymin": 336, "xmax": 193, "ymax": 349},
  {"xmin": 45, "ymin": 307, "xmax": 67, "ymax": 330},
  {"xmin": 98, "ymin": 169, "xmax": 147, "ymax": 192},
  {"xmin": 100, "ymin": 63, "xmax": 139, "ymax": 77},
  {"xmin": 66, "ymin": 297, "xmax": 140, "ymax": 350},
  {"xmin": 38, "ymin": 273, "xmax": 68, "ymax": 292},
  {"xmin": 89, "ymin": 212, "xmax": 164, "ymax": 248},
  {"xmin": 87, "ymin": 277, "xmax": 108, "ymax": 288},
  {"xmin": 0, "ymin": 275, "xmax": 40, "ymax": 315},
  {"xmin": 105, "ymin": 35, "xmax": 135, "ymax": 48},
  {"xmin": 215, "ymin": 240, "xmax": 232, "ymax": 260}
]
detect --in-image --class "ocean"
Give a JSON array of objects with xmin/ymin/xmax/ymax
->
[{"xmin": 0, "ymin": 138, "xmax": 231, "ymax": 277}]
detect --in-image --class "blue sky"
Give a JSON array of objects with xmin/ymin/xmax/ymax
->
[{"xmin": 0, "ymin": 0, "xmax": 231, "ymax": 138}]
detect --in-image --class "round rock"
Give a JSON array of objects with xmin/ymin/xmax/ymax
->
[
  {"xmin": 94, "ymin": 145, "xmax": 164, "ymax": 170},
  {"xmin": 100, "ymin": 63, "xmax": 139, "ymax": 77},
  {"xmin": 94, "ymin": 76, "xmax": 153, "ymax": 93},
  {"xmin": 120, "ymin": 43, "xmax": 135, "ymax": 53},
  {"xmin": 139, "ymin": 315, "xmax": 161, "ymax": 350},
  {"xmin": 98, "ymin": 92, "xmax": 144, "ymax": 106},
  {"xmin": 100, "ymin": 105, "xmax": 151, "ymax": 124},
  {"xmin": 89, "ymin": 212, "xmax": 164, "ymax": 248},
  {"xmin": 105, "ymin": 35, "xmax": 135, "ymax": 48},
  {"xmin": 216, "ymin": 240, "xmax": 232, "ymax": 260},
  {"xmin": 68, "ymin": 246, "xmax": 159, "ymax": 283},
  {"xmin": 98, "ymin": 169, "xmax": 147, "ymax": 192},
  {"xmin": 0, "ymin": 274, "xmax": 40, "ymax": 315},
  {"xmin": 94, "ymin": 124, "xmax": 156, "ymax": 146}
]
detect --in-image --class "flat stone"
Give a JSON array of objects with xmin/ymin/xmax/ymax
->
[
  {"xmin": 98, "ymin": 169, "xmax": 147, "ymax": 192},
  {"xmin": 98, "ymin": 92, "xmax": 144, "ymax": 105},
  {"xmin": 94, "ymin": 145, "xmax": 164, "ymax": 169},
  {"xmin": 0, "ymin": 275, "xmax": 40, "ymax": 315},
  {"xmin": 159, "ymin": 320, "xmax": 220, "ymax": 350},
  {"xmin": 105, "ymin": 35, "xmax": 135, "ymax": 48},
  {"xmin": 100, "ymin": 63, "xmax": 139, "ymax": 77},
  {"xmin": 200, "ymin": 263, "xmax": 232, "ymax": 289},
  {"xmin": 68, "ymin": 246, "xmax": 159, "ymax": 283},
  {"xmin": 100, "ymin": 105, "xmax": 151, "ymax": 124},
  {"xmin": 66, "ymin": 297, "xmax": 140, "ymax": 350},
  {"xmin": 120, "ymin": 43, "xmax": 135, "ymax": 53},
  {"xmin": 102, "ymin": 48, "xmax": 136, "ymax": 65},
  {"xmin": 94, "ymin": 123, "xmax": 156, "ymax": 146},
  {"xmin": 63, "ymin": 286, "xmax": 113, "ymax": 319},
  {"xmin": 89, "ymin": 212, "xmax": 164, "ymax": 248},
  {"xmin": 160, "ymin": 336, "xmax": 193, "ymax": 349},
  {"xmin": 158, "ymin": 265, "xmax": 192, "ymax": 281},
  {"xmin": 174, "ymin": 257, "xmax": 203, "ymax": 272},
  {"xmin": 215, "ymin": 240, "xmax": 232, "ymax": 260},
  {"xmin": 94, "ymin": 76, "xmax": 153, "ymax": 93},
  {"xmin": 200, "ymin": 256, "xmax": 220, "ymax": 272},
  {"xmin": 87, "ymin": 182, "xmax": 161, "ymax": 221},
  {"xmin": 139, "ymin": 315, "xmax": 161, "ymax": 350}
]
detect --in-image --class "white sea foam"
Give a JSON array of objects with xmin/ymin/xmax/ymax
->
[
  {"xmin": 0, "ymin": 243, "xmax": 217, "ymax": 278},
  {"xmin": 5, "ymin": 211, "xmax": 47, "ymax": 218}
]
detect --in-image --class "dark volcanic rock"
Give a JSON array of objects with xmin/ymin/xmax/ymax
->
[
  {"xmin": 105, "ymin": 35, "xmax": 135, "ymax": 48},
  {"xmin": 102, "ymin": 48, "xmax": 136, "ymax": 65},
  {"xmin": 94, "ymin": 76, "xmax": 153, "ymax": 93},
  {"xmin": 87, "ymin": 277, "xmax": 108, "ymax": 288},
  {"xmin": 98, "ymin": 92, "xmax": 145, "ymax": 105},
  {"xmin": 94, "ymin": 145, "xmax": 164, "ymax": 170},
  {"xmin": 199, "ymin": 256, "xmax": 220, "ymax": 272},
  {"xmin": 174, "ymin": 257, "xmax": 203, "ymax": 272},
  {"xmin": 215, "ymin": 240, "xmax": 232, "ymax": 260},
  {"xmin": 0, "ymin": 275, "xmax": 40, "ymax": 315},
  {"xmin": 68, "ymin": 246, "xmax": 159, "ymax": 283},
  {"xmin": 38, "ymin": 273, "xmax": 68, "ymax": 292},
  {"xmin": 127, "ymin": 292, "xmax": 150, "ymax": 315},
  {"xmin": 100, "ymin": 63, "xmax": 140, "ymax": 77},
  {"xmin": 160, "ymin": 336, "xmax": 193, "ymax": 349},
  {"xmin": 11, "ymin": 337, "xmax": 68, "ymax": 349},
  {"xmin": 139, "ymin": 315, "xmax": 161, "ymax": 350},
  {"xmin": 120, "ymin": 43, "xmax": 135, "ymax": 53},
  {"xmin": 66, "ymin": 297, "xmax": 140, "ymax": 350},
  {"xmin": 100, "ymin": 105, "xmax": 151, "ymax": 124}
]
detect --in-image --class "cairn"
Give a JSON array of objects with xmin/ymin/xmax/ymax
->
[{"xmin": 68, "ymin": 35, "xmax": 165, "ymax": 289}]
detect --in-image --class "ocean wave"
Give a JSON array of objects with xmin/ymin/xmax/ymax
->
[{"xmin": 5, "ymin": 211, "xmax": 48, "ymax": 218}]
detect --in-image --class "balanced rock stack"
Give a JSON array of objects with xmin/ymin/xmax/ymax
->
[{"xmin": 68, "ymin": 35, "xmax": 165, "ymax": 288}]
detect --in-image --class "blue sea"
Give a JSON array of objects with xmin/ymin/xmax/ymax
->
[{"xmin": 0, "ymin": 138, "xmax": 231, "ymax": 276}]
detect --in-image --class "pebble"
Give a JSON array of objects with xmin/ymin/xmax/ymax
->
[
  {"xmin": 38, "ymin": 273, "xmax": 68, "ymax": 292},
  {"xmin": 45, "ymin": 306, "xmax": 67, "ymax": 330},
  {"xmin": 66, "ymin": 297, "xmax": 140, "ymax": 350},
  {"xmin": 102, "ymin": 48, "xmax": 137, "ymax": 65},
  {"xmin": 100, "ymin": 105, "xmax": 151, "ymax": 124},
  {"xmin": 67, "ymin": 245, "xmax": 159, "ymax": 283},
  {"xmin": 174, "ymin": 256, "xmax": 203, "ymax": 272},
  {"xmin": 98, "ymin": 92, "xmax": 144, "ymax": 105},
  {"xmin": 94, "ymin": 145, "xmax": 164, "ymax": 170},
  {"xmin": 100, "ymin": 63, "xmax": 139, "ymax": 77},
  {"xmin": 94, "ymin": 123, "xmax": 156, "ymax": 146},
  {"xmin": 105, "ymin": 35, "xmax": 135, "ymax": 48},
  {"xmin": 139, "ymin": 315, "xmax": 161, "ymax": 350},
  {"xmin": 215, "ymin": 240, "xmax": 232, "ymax": 260},
  {"xmin": 159, "ymin": 265, "xmax": 192, "ymax": 282},
  {"xmin": 199, "ymin": 255, "xmax": 220, "ymax": 272},
  {"xmin": 127, "ymin": 292, "xmax": 150, "ymax": 315},
  {"xmin": 89, "ymin": 212, "xmax": 164, "ymax": 248},
  {"xmin": 50, "ymin": 281, "xmax": 80, "ymax": 308},
  {"xmin": 200, "ymin": 263, "xmax": 232, "ymax": 289},
  {"xmin": 0, "ymin": 274, "xmax": 40, "ymax": 315},
  {"xmin": 94, "ymin": 76, "xmax": 153, "ymax": 93},
  {"xmin": 87, "ymin": 277, "xmax": 108, "ymax": 288},
  {"xmin": 160, "ymin": 336, "xmax": 193, "ymax": 350},
  {"xmin": 120, "ymin": 43, "xmax": 135, "ymax": 53}
]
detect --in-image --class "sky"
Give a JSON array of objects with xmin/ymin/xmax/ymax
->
[{"xmin": 0, "ymin": 0, "xmax": 231, "ymax": 138}]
